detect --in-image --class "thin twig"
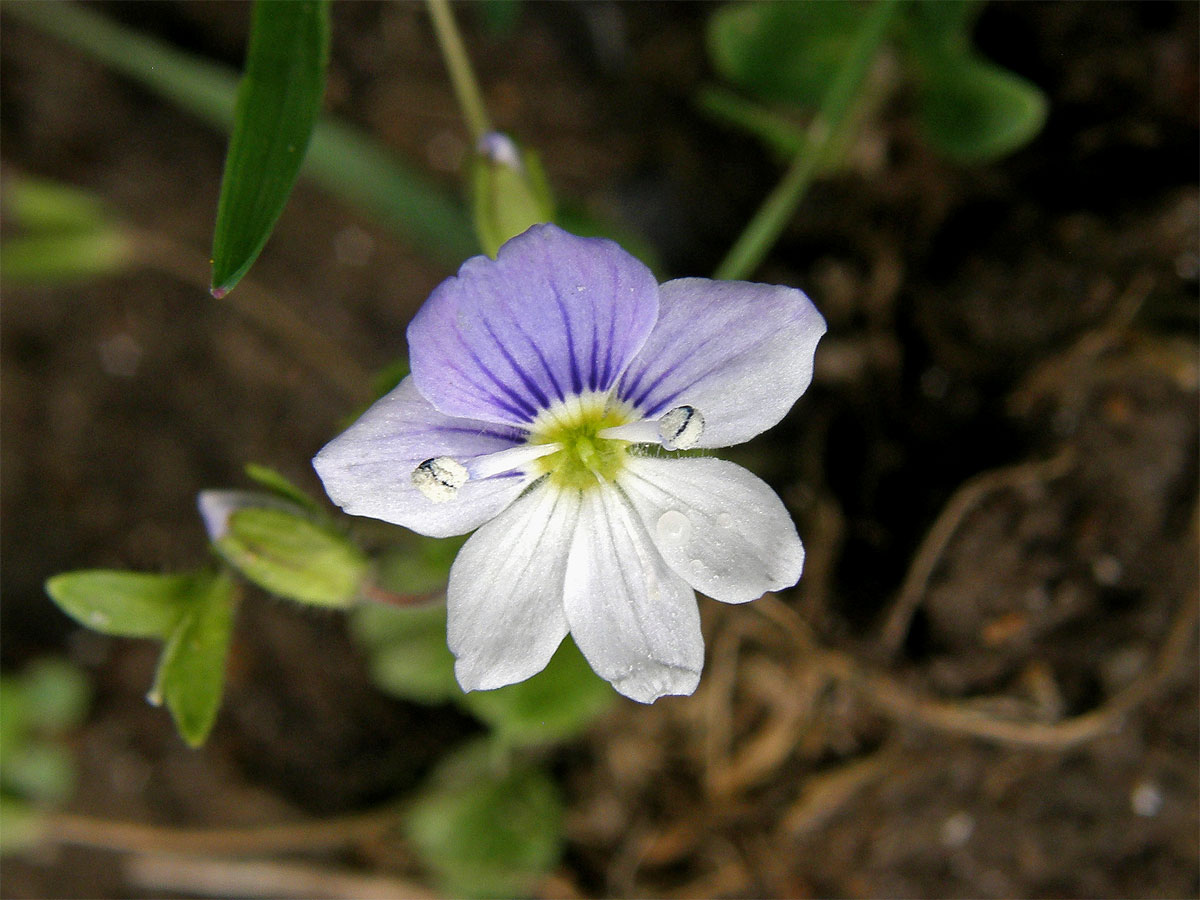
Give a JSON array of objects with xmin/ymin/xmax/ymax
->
[
  {"xmin": 877, "ymin": 447, "xmax": 1076, "ymax": 659},
  {"xmin": 124, "ymin": 854, "xmax": 437, "ymax": 900},
  {"xmin": 832, "ymin": 578, "xmax": 1197, "ymax": 748},
  {"xmin": 781, "ymin": 742, "xmax": 899, "ymax": 837},
  {"xmin": 1009, "ymin": 270, "xmax": 1156, "ymax": 420},
  {"xmin": 757, "ymin": 541, "xmax": 1198, "ymax": 751},
  {"xmin": 43, "ymin": 805, "xmax": 404, "ymax": 857}
]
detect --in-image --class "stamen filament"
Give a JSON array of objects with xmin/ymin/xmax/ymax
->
[
  {"xmin": 467, "ymin": 442, "xmax": 561, "ymax": 480},
  {"xmin": 599, "ymin": 405, "xmax": 705, "ymax": 450}
]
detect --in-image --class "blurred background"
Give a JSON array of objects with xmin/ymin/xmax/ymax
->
[{"xmin": 1, "ymin": 2, "xmax": 1197, "ymax": 897}]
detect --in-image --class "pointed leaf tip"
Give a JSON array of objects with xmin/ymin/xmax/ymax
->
[{"xmin": 209, "ymin": 0, "xmax": 330, "ymax": 295}]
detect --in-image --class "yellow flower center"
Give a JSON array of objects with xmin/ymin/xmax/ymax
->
[{"xmin": 528, "ymin": 393, "xmax": 635, "ymax": 490}]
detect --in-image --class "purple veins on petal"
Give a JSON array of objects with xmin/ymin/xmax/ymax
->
[
  {"xmin": 479, "ymin": 317, "xmax": 552, "ymax": 411},
  {"xmin": 409, "ymin": 225, "xmax": 659, "ymax": 425}
]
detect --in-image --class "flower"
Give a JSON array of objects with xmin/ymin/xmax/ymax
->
[{"xmin": 313, "ymin": 224, "xmax": 826, "ymax": 703}]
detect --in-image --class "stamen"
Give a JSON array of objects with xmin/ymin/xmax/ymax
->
[
  {"xmin": 658, "ymin": 405, "xmax": 704, "ymax": 450},
  {"xmin": 466, "ymin": 442, "xmax": 561, "ymax": 480},
  {"xmin": 597, "ymin": 405, "xmax": 705, "ymax": 451},
  {"xmin": 412, "ymin": 457, "xmax": 469, "ymax": 502}
]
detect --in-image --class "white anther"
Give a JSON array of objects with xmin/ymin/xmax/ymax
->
[
  {"xmin": 598, "ymin": 405, "xmax": 707, "ymax": 449},
  {"xmin": 658, "ymin": 405, "xmax": 704, "ymax": 450},
  {"xmin": 412, "ymin": 457, "xmax": 469, "ymax": 502}
]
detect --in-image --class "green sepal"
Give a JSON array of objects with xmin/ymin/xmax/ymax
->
[
  {"xmin": 213, "ymin": 507, "xmax": 367, "ymax": 608},
  {"xmin": 243, "ymin": 463, "xmax": 322, "ymax": 514},
  {"xmin": 373, "ymin": 536, "xmax": 465, "ymax": 599},
  {"xmin": 471, "ymin": 134, "xmax": 555, "ymax": 258}
]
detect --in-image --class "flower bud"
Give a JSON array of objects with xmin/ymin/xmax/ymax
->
[
  {"xmin": 198, "ymin": 490, "xmax": 368, "ymax": 609},
  {"xmin": 471, "ymin": 132, "xmax": 555, "ymax": 257}
]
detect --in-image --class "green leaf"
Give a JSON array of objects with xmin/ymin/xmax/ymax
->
[
  {"xmin": 351, "ymin": 602, "xmax": 458, "ymax": 705},
  {"xmin": 2, "ymin": 743, "xmax": 76, "ymax": 806},
  {"xmin": 19, "ymin": 660, "xmax": 91, "ymax": 735},
  {"xmin": 45, "ymin": 571, "xmax": 196, "ymax": 638},
  {"xmin": 150, "ymin": 572, "xmax": 237, "ymax": 747},
  {"xmin": 243, "ymin": 463, "xmax": 321, "ymax": 513},
  {"xmin": 0, "ymin": 797, "xmax": 49, "ymax": 855},
  {"xmin": 904, "ymin": 0, "xmax": 984, "ymax": 54},
  {"xmin": 406, "ymin": 741, "xmax": 564, "ymax": 898},
  {"xmin": 0, "ymin": 231, "xmax": 134, "ymax": 286},
  {"xmin": 8, "ymin": 1, "xmax": 475, "ymax": 266},
  {"xmin": 1, "ymin": 176, "xmax": 110, "ymax": 233},
  {"xmin": 214, "ymin": 508, "xmax": 367, "ymax": 608},
  {"xmin": 210, "ymin": 0, "xmax": 330, "ymax": 296},
  {"xmin": 456, "ymin": 637, "xmax": 612, "ymax": 746},
  {"xmin": 0, "ymin": 682, "xmax": 30, "ymax": 760},
  {"xmin": 918, "ymin": 55, "xmax": 1048, "ymax": 162},
  {"xmin": 708, "ymin": 0, "xmax": 867, "ymax": 107},
  {"xmin": 695, "ymin": 85, "xmax": 807, "ymax": 158},
  {"xmin": 373, "ymin": 537, "xmax": 465, "ymax": 598},
  {"xmin": 370, "ymin": 358, "xmax": 411, "ymax": 403},
  {"xmin": 472, "ymin": 0, "xmax": 523, "ymax": 38}
]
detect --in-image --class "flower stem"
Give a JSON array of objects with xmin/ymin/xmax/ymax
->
[
  {"xmin": 426, "ymin": 0, "xmax": 492, "ymax": 142},
  {"xmin": 714, "ymin": 0, "xmax": 901, "ymax": 282}
]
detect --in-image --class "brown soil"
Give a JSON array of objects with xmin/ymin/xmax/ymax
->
[{"xmin": 2, "ymin": 2, "xmax": 1197, "ymax": 898}]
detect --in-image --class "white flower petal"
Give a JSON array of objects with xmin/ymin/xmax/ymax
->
[
  {"xmin": 618, "ymin": 456, "xmax": 805, "ymax": 604},
  {"xmin": 448, "ymin": 482, "xmax": 578, "ymax": 691},
  {"xmin": 617, "ymin": 278, "xmax": 826, "ymax": 448},
  {"xmin": 313, "ymin": 377, "xmax": 531, "ymax": 538},
  {"xmin": 564, "ymin": 487, "xmax": 702, "ymax": 703}
]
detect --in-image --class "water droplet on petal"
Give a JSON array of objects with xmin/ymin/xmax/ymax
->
[{"xmin": 656, "ymin": 509, "xmax": 692, "ymax": 547}]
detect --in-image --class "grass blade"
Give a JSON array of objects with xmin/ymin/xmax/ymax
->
[
  {"xmin": 210, "ymin": 1, "xmax": 330, "ymax": 297},
  {"xmin": 6, "ymin": 1, "xmax": 476, "ymax": 265}
]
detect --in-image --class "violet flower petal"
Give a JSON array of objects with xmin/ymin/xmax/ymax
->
[
  {"xmin": 313, "ymin": 377, "xmax": 529, "ymax": 538},
  {"xmin": 617, "ymin": 278, "xmax": 826, "ymax": 448},
  {"xmin": 409, "ymin": 224, "xmax": 660, "ymax": 425}
]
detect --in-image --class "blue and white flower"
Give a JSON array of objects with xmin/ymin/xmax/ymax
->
[{"xmin": 314, "ymin": 224, "xmax": 826, "ymax": 703}]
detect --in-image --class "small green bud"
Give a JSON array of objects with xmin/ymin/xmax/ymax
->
[
  {"xmin": 200, "ymin": 491, "xmax": 367, "ymax": 608},
  {"xmin": 471, "ymin": 132, "xmax": 555, "ymax": 257}
]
